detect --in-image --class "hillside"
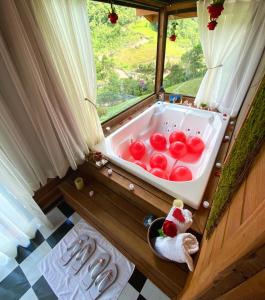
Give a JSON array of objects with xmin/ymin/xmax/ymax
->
[{"xmin": 87, "ymin": 1, "xmax": 206, "ymax": 121}]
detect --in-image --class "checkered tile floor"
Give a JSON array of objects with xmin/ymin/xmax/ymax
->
[{"xmin": 0, "ymin": 200, "xmax": 170, "ymax": 300}]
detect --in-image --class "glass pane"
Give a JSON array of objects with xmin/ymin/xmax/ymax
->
[
  {"xmin": 163, "ymin": 18, "xmax": 206, "ymax": 97},
  {"xmin": 87, "ymin": 1, "xmax": 158, "ymax": 122}
]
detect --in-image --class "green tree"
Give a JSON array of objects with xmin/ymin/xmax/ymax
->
[{"xmin": 181, "ymin": 44, "xmax": 206, "ymax": 80}]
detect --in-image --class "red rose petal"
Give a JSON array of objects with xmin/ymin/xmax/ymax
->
[
  {"xmin": 172, "ymin": 208, "xmax": 185, "ymax": 223},
  {"xmin": 162, "ymin": 220, "xmax": 177, "ymax": 237}
]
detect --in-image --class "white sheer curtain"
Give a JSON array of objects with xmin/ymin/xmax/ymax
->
[
  {"xmin": 195, "ymin": 0, "xmax": 265, "ymax": 117},
  {"xmin": 29, "ymin": 0, "xmax": 103, "ymax": 148},
  {"xmin": 0, "ymin": 0, "xmax": 102, "ymax": 261},
  {"xmin": 0, "ymin": 151, "xmax": 52, "ymax": 263}
]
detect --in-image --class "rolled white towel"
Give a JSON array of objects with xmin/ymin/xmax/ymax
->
[{"xmin": 154, "ymin": 233, "xmax": 199, "ymax": 271}]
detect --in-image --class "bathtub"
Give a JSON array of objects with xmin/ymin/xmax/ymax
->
[{"xmin": 94, "ymin": 102, "xmax": 229, "ymax": 209}]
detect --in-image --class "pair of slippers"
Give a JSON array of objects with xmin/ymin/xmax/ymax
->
[{"xmin": 60, "ymin": 234, "xmax": 118, "ymax": 299}]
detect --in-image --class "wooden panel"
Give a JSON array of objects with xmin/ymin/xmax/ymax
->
[
  {"xmin": 33, "ymin": 177, "xmax": 62, "ymax": 212},
  {"xmin": 155, "ymin": 7, "xmax": 168, "ymax": 93},
  {"xmin": 79, "ymin": 162, "xmax": 171, "ymax": 217},
  {"xmin": 223, "ymin": 180, "xmax": 246, "ymax": 242},
  {"xmin": 242, "ymin": 145, "xmax": 265, "ymax": 222},
  {"xmin": 136, "ymin": 8, "xmax": 157, "ymax": 16},
  {"xmin": 180, "ymin": 199, "xmax": 265, "ymax": 300},
  {"xmin": 208, "ymin": 207, "xmax": 229, "ymax": 261},
  {"xmin": 217, "ymin": 268, "xmax": 265, "ymax": 300},
  {"xmin": 166, "ymin": 1, "xmax": 197, "ymax": 12}
]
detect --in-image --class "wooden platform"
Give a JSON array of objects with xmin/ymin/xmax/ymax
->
[
  {"xmin": 59, "ymin": 175, "xmax": 189, "ymax": 298},
  {"xmin": 80, "ymin": 160, "xmax": 214, "ymax": 235}
]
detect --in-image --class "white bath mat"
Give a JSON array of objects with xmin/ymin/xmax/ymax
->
[{"xmin": 39, "ymin": 220, "xmax": 135, "ymax": 300}]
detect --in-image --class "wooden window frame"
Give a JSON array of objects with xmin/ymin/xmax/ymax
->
[{"xmin": 98, "ymin": 1, "xmax": 197, "ymax": 130}]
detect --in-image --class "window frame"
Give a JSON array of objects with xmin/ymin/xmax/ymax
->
[
  {"xmin": 96, "ymin": 1, "xmax": 198, "ymax": 129},
  {"xmin": 93, "ymin": 3, "xmax": 160, "ymax": 125}
]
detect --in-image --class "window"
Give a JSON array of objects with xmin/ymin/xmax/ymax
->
[
  {"xmin": 87, "ymin": 1, "xmax": 158, "ymax": 122},
  {"xmin": 163, "ymin": 18, "xmax": 206, "ymax": 97}
]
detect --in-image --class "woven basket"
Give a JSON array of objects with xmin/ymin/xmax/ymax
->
[{"xmin": 147, "ymin": 217, "xmax": 171, "ymax": 261}]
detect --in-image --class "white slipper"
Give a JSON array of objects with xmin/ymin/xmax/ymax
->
[
  {"xmin": 60, "ymin": 234, "xmax": 89, "ymax": 266},
  {"xmin": 69, "ymin": 238, "xmax": 96, "ymax": 275},
  {"xmin": 80, "ymin": 253, "xmax": 110, "ymax": 290},
  {"xmin": 89, "ymin": 264, "xmax": 118, "ymax": 299}
]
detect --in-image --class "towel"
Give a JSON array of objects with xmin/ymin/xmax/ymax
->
[
  {"xmin": 39, "ymin": 220, "xmax": 134, "ymax": 300},
  {"xmin": 154, "ymin": 233, "xmax": 199, "ymax": 271},
  {"xmin": 165, "ymin": 207, "xmax": 193, "ymax": 234}
]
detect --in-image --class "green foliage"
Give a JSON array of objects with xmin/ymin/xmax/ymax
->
[
  {"xmin": 166, "ymin": 77, "xmax": 203, "ymax": 97},
  {"xmin": 181, "ymin": 44, "xmax": 206, "ymax": 79},
  {"xmin": 87, "ymin": 1, "xmax": 206, "ymax": 122}
]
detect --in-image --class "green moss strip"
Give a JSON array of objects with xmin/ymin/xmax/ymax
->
[{"xmin": 206, "ymin": 75, "xmax": 265, "ymax": 238}]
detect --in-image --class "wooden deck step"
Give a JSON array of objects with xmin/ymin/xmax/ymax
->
[
  {"xmin": 59, "ymin": 178, "xmax": 188, "ymax": 298},
  {"xmin": 79, "ymin": 161, "xmax": 204, "ymax": 235}
]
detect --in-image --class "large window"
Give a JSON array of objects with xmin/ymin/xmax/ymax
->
[
  {"xmin": 163, "ymin": 18, "xmax": 206, "ymax": 97},
  {"xmin": 87, "ymin": 1, "xmax": 158, "ymax": 122}
]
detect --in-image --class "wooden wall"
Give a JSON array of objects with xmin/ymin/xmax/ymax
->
[{"xmin": 179, "ymin": 144, "xmax": 265, "ymax": 299}]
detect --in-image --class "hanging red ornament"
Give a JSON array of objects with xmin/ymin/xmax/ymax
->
[
  {"xmin": 169, "ymin": 34, "xmax": 176, "ymax": 42},
  {"xmin": 207, "ymin": 1, "xmax": 225, "ymax": 31},
  {"xmin": 169, "ymin": 22, "xmax": 178, "ymax": 42},
  {"xmin": 207, "ymin": 20, "xmax": 218, "ymax": 30},
  {"xmin": 108, "ymin": 3, "xmax": 118, "ymax": 24},
  {"xmin": 207, "ymin": 3, "xmax": 224, "ymax": 19}
]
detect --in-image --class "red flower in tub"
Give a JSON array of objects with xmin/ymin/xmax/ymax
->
[
  {"xmin": 129, "ymin": 140, "xmax": 146, "ymax": 160},
  {"xmin": 186, "ymin": 136, "xmax": 205, "ymax": 154},
  {"xmin": 169, "ymin": 141, "xmax": 187, "ymax": 159},
  {"xmin": 169, "ymin": 131, "xmax": 187, "ymax": 144},
  {"xmin": 170, "ymin": 166, "xmax": 192, "ymax": 182},
  {"xmin": 150, "ymin": 153, "xmax": 167, "ymax": 170},
  {"xmin": 150, "ymin": 133, "xmax": 167, "ymax": 151},
  {"xmin": 150, "ymin": 168, "xmax": 168, "ymax": 180}
]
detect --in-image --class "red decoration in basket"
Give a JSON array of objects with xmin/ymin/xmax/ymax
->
[
  {"xmin": 150, "ymin": 153, "xmax": 167, "ymax": 170},
  {"xmin": 172, "ymin": 208, "xmax": 185, "ymax": 223},
  {"xmin": 186, "ymin": 136, "xmax": 205, "ymax": 154},
  {"xmin": 150, "ymin": 133, "xmax": 167, "ymax": 151},
  {"xmin": 134, "ymin": 160, "xmax": 147, "ymax": 170},
  {"xmin": 129, "ymin": 140, "xmax": 146, "ymax": 160},
  {"xmin": 170, "ymin": 166, "xmax": 192, "ymax": 182},
  {"xmin": 169, "ymin": 141, "xmax": 187, "ymax": 159},
  {"xmin": 150, "ymin": 168, "xmax": 168, "ymax": 180},
  {"xmin": 169, "ymin": 131, "xmax": 187, "ymax": 144},
  {"xmin": 163, "ymin": 220, "xmax": 177, "ymax": 237}
]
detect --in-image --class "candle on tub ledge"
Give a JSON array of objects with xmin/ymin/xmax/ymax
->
[{"xmin": 74, "ymin": 177, "xmax": 84, "ymax": 190}]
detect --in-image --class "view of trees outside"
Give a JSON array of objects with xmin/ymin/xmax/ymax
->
[
  {"xmin": 87, "ymin": 1, "xmax": 206, "ymax": 122},
  {"xmin": 164, "ymin": 18, "xmax": 206, "ymax": 96}
]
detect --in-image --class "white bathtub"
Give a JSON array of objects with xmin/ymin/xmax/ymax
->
[{"xmin": 95, "ymin": 102, "xmax": 229, "ymax": 209}]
